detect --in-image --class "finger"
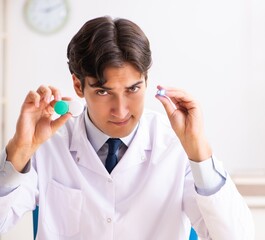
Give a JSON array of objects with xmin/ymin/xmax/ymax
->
[
  {"xmin": 155, "ymin": 94, "xmax": 176, "ymax": 117},
  {"xmin": 156, "ymin": 86, "xmax": 180, "ymax": 116},
  {"xmin": 48, "ymin": 85, "xmax": 62, "ymax": 101},
  {"xmin": 51, "ymin": 113, "xmax": 72, "ymax": 133},
  {"xmin": 157, "ymin": 86, "xmax": 196, "ymax": 110},
  {"xmin": 49, "ymin": 96, "xmax": 73, "ymax": 108},
  {"xmin": 24, "ymin": 90, "xmax": 41, "ymax": 108},
  {"xmin": 36, "ymin": 85, "xmax": 63, "ymax": 103},
  {"xmin": 62, "ymin": 96, "xmax": 73, "ymax": 101},
  {"xmin": 36, "ymin": 85, "xmax": 53, "ymax": 104},
  {"xmin": 160, "ymin": 86, "xmax": 193, "ymax": 102}
]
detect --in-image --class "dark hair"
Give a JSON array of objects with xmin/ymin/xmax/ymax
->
[{"xmin": 67, "ymin": 16, "xmax": 152, "ymax": 90}]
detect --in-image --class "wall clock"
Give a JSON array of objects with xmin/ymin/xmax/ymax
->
[{"xmin": 23, "ymin": 0, "xmax": 69, "ymax": 34}]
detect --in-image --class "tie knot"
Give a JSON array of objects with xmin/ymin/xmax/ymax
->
[{"xmin": 107, "ymin": 138, "xmax": 122, "ymax": 154}]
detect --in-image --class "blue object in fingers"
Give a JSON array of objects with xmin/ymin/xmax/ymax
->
[{"xmin": 157, "ymin": 89, "xmax": 166, "ymax": 96}]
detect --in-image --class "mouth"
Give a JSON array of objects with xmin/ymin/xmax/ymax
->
[{"xmin": 110, "ymin": 117, "xmax": 131, "ymax": 126}]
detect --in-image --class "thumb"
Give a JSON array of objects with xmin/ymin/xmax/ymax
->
[
  {"xmin": 51, "ymin": 113, "xmax": 72, "ymax": 133},
  {"xmin": 155, "ymin": 94, "xmax": 176, "ymax": 118}
]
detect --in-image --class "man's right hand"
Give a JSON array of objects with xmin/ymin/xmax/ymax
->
[{"xmin": 6, "ymin": 85, "xmax": 72, "ymax": 172}]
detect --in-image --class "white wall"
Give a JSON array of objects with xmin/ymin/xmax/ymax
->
[
  {"xmin": 4, "ymin": 0, "xmax": 265, "ymax": 174},
  {"xmin": 0, "ymin": 0, "xmax": 4, "ymax": 150},
  {"xmin": 2, "ymin": 0, "xmax": 265, "ymax": 239}
]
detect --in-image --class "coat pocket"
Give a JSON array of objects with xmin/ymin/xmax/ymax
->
[{"xmin": 44, "ymin": 179, "xmax": 83, "ymax": 237}]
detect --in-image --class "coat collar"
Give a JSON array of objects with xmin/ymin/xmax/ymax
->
[
  {"xmin": 69, "ymin": 111, "xmax": 152, "ymax": 177},
  {"xmin": 84, "ymin": 109, "xmax": 138, "ymax": 151}
]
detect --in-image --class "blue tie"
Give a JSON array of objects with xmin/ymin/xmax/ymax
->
[{"xmin": 105, "ymin": 138, "xmax": 122, "ymax": 173}]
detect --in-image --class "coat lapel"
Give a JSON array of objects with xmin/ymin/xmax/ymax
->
[
  {"xmin": 69, "ymin": 113, "xmax": 109, "ymax": 177},
  {"xmin": 111, "ymin": 114, "xmax": 152, "ymax": 174},
  {"xmin": 69, "ymin": 112, "xmax": 152, "ymax": 176}
]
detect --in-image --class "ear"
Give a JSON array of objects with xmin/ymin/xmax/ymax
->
[{"xmin": 72, "ymin": 74, "xmax": 84, "ymax": 98}]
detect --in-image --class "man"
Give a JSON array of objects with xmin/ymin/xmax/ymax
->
[{"xmin": 0, "ymin": 16, "xmax": 254, "ymax": 239}]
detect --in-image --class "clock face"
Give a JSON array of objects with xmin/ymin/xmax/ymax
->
[{"xmin": 24, "ymin": 0, "xmax": 69, "ymax": 34}]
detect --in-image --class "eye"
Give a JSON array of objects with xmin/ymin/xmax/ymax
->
[
  {"xmin": 96, "ymin": 89, "xmax": 108, "ymax": 96},
  {"xmin": 128, "ymin": 86, "xmax": 140, "ymax": 93}
]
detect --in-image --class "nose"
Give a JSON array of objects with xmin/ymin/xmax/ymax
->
[{"xmin": 111, "ymin": 95, "xmax": 128, "ymax": 119}]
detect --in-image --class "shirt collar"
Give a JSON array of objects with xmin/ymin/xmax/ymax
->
[{"xmin": 84, "ymin": 108, "xmax": 138, "ymax": 152}]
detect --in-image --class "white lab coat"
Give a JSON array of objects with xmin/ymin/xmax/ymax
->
[{"xmin": 0, "ymin": 109, "xmax": 254, "ymax": 240}]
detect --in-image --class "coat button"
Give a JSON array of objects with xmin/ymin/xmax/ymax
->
[
  {"xmin": 107, "ymin": 218, "xmax": 112, "ymax": 223},
  {"xmin": 107, "ymin": 178, "xmax": 113, "ymax": 183}
]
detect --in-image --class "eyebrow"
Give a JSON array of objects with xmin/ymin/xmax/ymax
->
[
  {"xmin": 88, "ymin": 80, "xmax": 144, "ymax": 90},
  {"xmin": 125, "ymin": 80, "xmax": 144, "ymax": 89}
]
